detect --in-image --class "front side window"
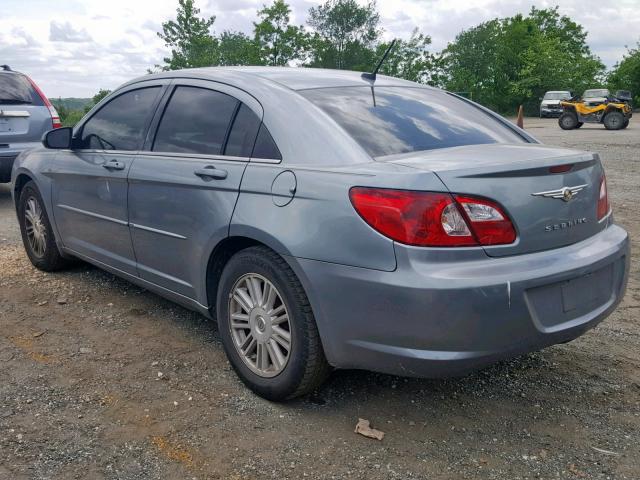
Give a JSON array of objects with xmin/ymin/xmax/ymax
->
[
  {"xmin": 153, "ymin": 86, "xmax": 238, "ymax": 155},
  {"xmin": 301, "ymin": 87, "xmax": 525, "ymax": 158},
  {"xmin": 79, "ymin": 87, "xmax": 160, "ymax": 150}
]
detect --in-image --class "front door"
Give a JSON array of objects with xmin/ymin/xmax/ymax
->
[
  {"xmin": 50, "ymin": 85, "xmax": 164, "ymax": 274},
  {"xmin": 128, "ymin": 81, "xmax": 263, "ymax": 302}
]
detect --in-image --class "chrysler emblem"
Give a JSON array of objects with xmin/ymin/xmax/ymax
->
[{"xmin": 531, "ymin": 184, "xmax": 587, "ymax": 202}]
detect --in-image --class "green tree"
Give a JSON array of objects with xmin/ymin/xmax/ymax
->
[
  {"xmin": 157, "ymin": 0, "xmax": 217, "ymax": 70},
  {"xmin": 608, "ymin": 43, "xmax": 640, "ymax": 106},
  {"xmin": 219, "ymin": 31, "xmax": 260, "ymax": 66},
  {"xmin": 86, "ymin": 89, "xmax": 111, "ymax": 112},
  {"xmin": 377, "ymin": 29, "xmax": 433, "ymax": 83},
  {"xmin": 254, "ymin": 0, "xmax": 308, "ymax": 66},
  {"xmin": 307, "ymin": 0, "xmax": 381, "ymax": 70},
  {"xmin": 442, "ymin": 7, "xmax": 605, "ymax": 114}
]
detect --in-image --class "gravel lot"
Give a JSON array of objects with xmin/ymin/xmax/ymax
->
[{"xmin": 1, "ymin": 118, "xmax": 638, "ymax": 479}]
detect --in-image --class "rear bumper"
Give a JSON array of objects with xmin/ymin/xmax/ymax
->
[
  {"xmin": 0, "ymin": 142, "xmax": 39, "ymax": 182},
  {"xmin": 0, "ymin": 153, "xmax": 17, "ymax": 182},
  {"xmin": 292, "ymin": 225, "xmax": 629, "ymax": 377}
]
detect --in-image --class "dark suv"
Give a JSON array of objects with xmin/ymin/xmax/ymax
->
[{"xmin": 0, "ymin": 65, "xmax": 60, "ymax": 183}]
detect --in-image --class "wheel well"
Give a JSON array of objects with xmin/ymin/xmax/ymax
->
[
  {"xmin": 206, "ymin": 236, "xmax": 266, "ymax": 318},
  {"xmin": 13, "ymin": 174, "xmax": 33, "ymax": 209}
]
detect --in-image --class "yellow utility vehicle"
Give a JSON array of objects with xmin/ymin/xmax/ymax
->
[{"xmin": 559, "ymin": 89, "xmax": 632, "ymax": 130}]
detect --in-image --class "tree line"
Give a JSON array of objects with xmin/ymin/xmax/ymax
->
[
  {"xmin": 154, "ymin": 0, "xmax": 638, "ymax": 114},
  {"xmin": 53, "ymin": 0, "xmax": 638, "ymax": 124}
]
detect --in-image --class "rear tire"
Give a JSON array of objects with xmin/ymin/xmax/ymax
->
[
  {"xmin": 18, "ymin": 181, "xmax": 69, "ymax": 271},
  {"xmin": 216, "ymin": 246, "xmax": 330, "ymax": 401},
  {"xmin": 575, "ymin": 122, "xmax": 584, "ymax": 129},
  {"xmin": 621, "ymin": 119, "xmax": 629, "ymax": 129},
  {"xmin": 603, "ymin": 111, "xmax": 625, "ymax": 130},
  {"xmin": 559, "ymin": 112, "xmax": 578, "ymax": 130}
]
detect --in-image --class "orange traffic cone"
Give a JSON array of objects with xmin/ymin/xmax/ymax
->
[{"xmin": 517, "ymin": 105, "xmax": 524, "ymax": 129}]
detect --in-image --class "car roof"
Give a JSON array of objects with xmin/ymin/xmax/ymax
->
[
  {"xmin": 545, "ymin": 90, "xmax": 570, "ymax": 93},
  {"xmin": 137, "ymin": 66, "xmax": 422, "ymax": 91}
]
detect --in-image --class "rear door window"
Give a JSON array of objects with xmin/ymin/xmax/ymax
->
[
  {"xmin": 153, "ymin": 86, "xmax": 238, "ymax": 155},
  {"xmin": 224, "ymin": 104, "xmax": 261, "ymax": 157},
  {"xmin": 79, "ymin": 87, "xmax": 160, "ymax": 150},
  {"xmin": 301, "ymin": 87, "xmax": 524, "ymax": 158}
]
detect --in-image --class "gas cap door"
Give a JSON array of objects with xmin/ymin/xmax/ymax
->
[{"xmin": 271, "ymin": 170, "xmax": 297, "ymax": 207}]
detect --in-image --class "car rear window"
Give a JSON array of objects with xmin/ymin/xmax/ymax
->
[
  {"xmin": 0, "ymin": 72, "xmax": 42, "ymax": 105},
  {"xmin": 300, "ymin": 87, "xmax": 525, "ymax": 158}
]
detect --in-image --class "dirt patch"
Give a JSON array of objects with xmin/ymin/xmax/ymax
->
[{"xmin": 0, "ymin": 119, "xmax": 639, "ymax": 479}]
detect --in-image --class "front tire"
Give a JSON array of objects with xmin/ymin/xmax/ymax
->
[
  {"xmin": 18, "ymin": 181, "xmax": 69, "ymax": 271},
  {"xmin": 621, "ymin": 118, "xmax": 629, "ymax": 129},
  {"xmin": 559, "ymin": 112, "xmax": 578, "ymax": 130},
  {"xmin": 603, "ymin": 111, "xmax": 625, "ymax": 130},
  {"xmin": 217, "ymin": 246, "xmax": 329, "ymax": 401}
]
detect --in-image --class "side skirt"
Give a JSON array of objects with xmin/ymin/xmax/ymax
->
[{"xmin": 61, "ymin": 247, "xmax": 214, "ymax": 320}]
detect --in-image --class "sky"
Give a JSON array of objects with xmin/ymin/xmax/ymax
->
[{"xmin": 1, "ymin": 0, "xmax": 639, "ymax": 97}]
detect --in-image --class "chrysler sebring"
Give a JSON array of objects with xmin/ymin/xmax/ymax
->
[{"xmin": 12, "ymin": 67, "xmax": 629, "ymax": 400}]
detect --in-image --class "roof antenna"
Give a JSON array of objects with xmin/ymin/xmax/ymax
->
[{"xmin": 362, "ymin": 39, "xmax": 397, "ymax": 82}]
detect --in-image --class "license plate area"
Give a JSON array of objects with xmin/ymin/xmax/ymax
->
[
  {"xmin": 525, "ymin": 263, "xmax": 615, "ymax": 331},
  {"xmin": 561, "ymin": 269, "xmax": 611, "ymax": 313}
]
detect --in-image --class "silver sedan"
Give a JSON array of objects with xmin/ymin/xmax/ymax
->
[{"xmin": 11, "ymin": 67, "xmax": 629, "ymax": 400}]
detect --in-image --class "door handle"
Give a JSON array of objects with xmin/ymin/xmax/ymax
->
[
  {"xmin": 103, "ymin": 159, "xmax": 126, "ymax": 171},
  {"xmin": 194, "ymin": 165, "xmax": 228, "ymax": 180}
]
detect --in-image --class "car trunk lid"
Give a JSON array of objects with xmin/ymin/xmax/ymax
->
[{"xmin": 382, "ymin": 143, "xmax": 606, "ymax": 257}]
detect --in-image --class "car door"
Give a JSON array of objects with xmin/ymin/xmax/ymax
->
[
  {"xmin": 127, "ymin": 80, "xmax": 263, "ymax": 302},
  {"xmin": 50, "ymin": 83, "xmax": 165, "ymax": 274}
]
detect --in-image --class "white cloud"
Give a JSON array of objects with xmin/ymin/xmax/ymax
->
[
  {"xmin": 1, "ymin": 0, "xmax": 638, "ymax": 97},
  {"xmin": 49, "ymin": 20, "xmax": 93, "ymax": 43}
]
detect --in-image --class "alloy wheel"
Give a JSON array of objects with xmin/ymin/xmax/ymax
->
[
  {"xmin": 24, "ymin": 196, "xmax": 47, "ymax": 258},
  {"xmin": 228, "ymin": 273, "xmax": 292, "ymax": 378}
]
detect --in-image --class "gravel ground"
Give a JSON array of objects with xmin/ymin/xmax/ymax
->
[{"xmin": 0, "ymin": 118, "xmax": 638, "ymax": 480}]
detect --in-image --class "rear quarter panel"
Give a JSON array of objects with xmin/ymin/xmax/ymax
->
[{"xmin": 231, "ymin": 161, "xmax": 450, "ymax": 272}]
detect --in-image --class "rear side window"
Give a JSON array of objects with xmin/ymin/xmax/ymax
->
[
  {"xmin": 79, "ymin": 87, "xmax": 160, "ymax": 150},
  {"xmin": 0, "ymin": 73, "xmax": 42, "ymax": 105},
  {"xmin": 153, "ymin": 86, "xmax": 238, "ymax": 155},
  {"xmin": 252, "ymin": 124, "xmax": 281, "ymax": 160},
  {"xmin": 301, "ymin": 87, "xmax": 524, "ymax": 157},
  {"xmin": 224, "ymin": 104, "xmax": 261, "ymax": 157}
]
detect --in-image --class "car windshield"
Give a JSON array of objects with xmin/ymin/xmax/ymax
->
[
  {"xmin": 543, "ymin": 92, "xmax": 570, "ymax": 100},
  {"xmin": 584, "ymin": 89, "xmax": 609, "ymax": 98},
  {"xmin": 0, "ymin": 73, "xmax": 34, "ymax": 104},
  {"xmin": 301, "ymin": 87, "xmax": 524, "ymax": 158}
]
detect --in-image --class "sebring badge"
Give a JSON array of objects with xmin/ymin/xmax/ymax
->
[{"xmin": 531, "ymin": 184, "xmax": 587, "ymax": 202}]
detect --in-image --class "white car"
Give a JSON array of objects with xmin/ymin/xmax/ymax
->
[{"xmin": 539, "ymin": 91, "xmax": 572, "ymax": 118}]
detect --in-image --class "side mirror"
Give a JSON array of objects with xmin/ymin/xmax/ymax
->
[{"xmin": 42, "ymin": 127, "xmax": 73, "ymax": 149}]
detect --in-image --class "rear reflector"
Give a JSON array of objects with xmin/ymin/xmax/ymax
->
[
  {"xmin": 349, "ymin": 187, "xmax": 516, "ymax": 247},
  {"xmin": 26, "ymin": 76, "xmax": 61, "ymax": 129},
  {"xmin": 549, "ymin": 164, "xmax": 573, "ymax": 173},
  {"xmin": 597, "ymin": 175, "xmax": 609, "ymax": 220}
]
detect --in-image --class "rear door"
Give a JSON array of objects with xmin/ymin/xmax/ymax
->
[
  {"xmin": 50, "ymin": 82, "xmax": 165, "ymax": 274},
  {"xmin": 128, "ymin": 80, "xmax": 262, "ymax": 301}
]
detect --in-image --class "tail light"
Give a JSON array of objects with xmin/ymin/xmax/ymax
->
[
  {"xmin": 26, "ymin": 76, "xmax": 61, "ymax": 129},
  {"xmin": 597, "ymin": 175, "xmax": 610, "ymax": 220},
  {"xmin": 349, "ymin": 187, "xmax": 516, "ymax": 247}
]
